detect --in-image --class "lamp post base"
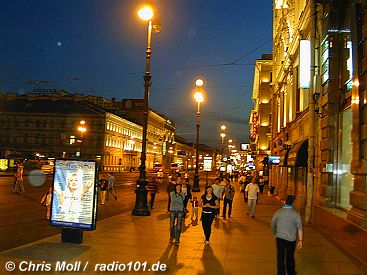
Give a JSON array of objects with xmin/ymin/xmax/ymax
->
[
  {"xmin": 192, "ymin": 174, "xmax": 200, "ymax": 192},
  {"xmin": 132, "ymin": 179, "xmax": 150, "ymax": 216}
]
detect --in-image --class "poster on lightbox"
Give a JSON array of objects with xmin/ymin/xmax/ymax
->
[{"xmin": 50, "ymin": 159, "xmax": 97, "ymax": 230}]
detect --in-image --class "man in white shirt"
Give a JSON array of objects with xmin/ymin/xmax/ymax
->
[{"xmin": 245, "ymin": 178, "xmax": 260, "ymax": 218}]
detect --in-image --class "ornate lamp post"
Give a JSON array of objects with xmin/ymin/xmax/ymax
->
[
  {"xmin": 192, "ymin": 79, "xmax": 204, "ymax": 192},
  {"xmin": 132, "ymin": 4, "xmax": 161, "ymax": 216}
]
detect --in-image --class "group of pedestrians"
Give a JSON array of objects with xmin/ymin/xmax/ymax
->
[
  {"xmin": 168, "ymin": 176, "xmax": 236, "ymax": 245},
  {"xmin": 167, "ymin": 173, "xmax": 303, "ymax": 275},
  {"xmin": 98, "ymin": 172, "xmax": 117, "ymax": 205}
]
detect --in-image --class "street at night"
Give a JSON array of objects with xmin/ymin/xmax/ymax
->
[
  {"xmin": 0, "ymin": 173, "xmax": 365, "ymax": 274},
  {"xmin": 1, "ymin": 0, "xmax": 367, "ymax": 274},
  {"xmin": 0, "ymin": 171, "xmax": 168, "ymax": 251}
]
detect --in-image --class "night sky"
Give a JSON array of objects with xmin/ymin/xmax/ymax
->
[{"xmin": 0, "ymin": 0, "xmax": 273, "ymax": 147}]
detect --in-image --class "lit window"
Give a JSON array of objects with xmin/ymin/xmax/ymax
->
[{"xmin": 69, "ymin": 135, "xmax": 75, "ymax": 145}]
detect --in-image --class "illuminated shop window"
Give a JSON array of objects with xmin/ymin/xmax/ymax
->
[{"xmin": 69, "ymin": 135, "xmax": 76, "ymax": 145}]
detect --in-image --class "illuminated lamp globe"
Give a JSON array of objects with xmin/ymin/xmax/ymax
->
[
  {"xmin": 195, "ymin": 79, "xmax": 204, "ymax": 87},
  {"xmin": 194, "ymin": 91, "xmax": 204, "ymax": 103},
  {"xmin": 138, "ymin": 6, "xmax": 154, "ymax": 21}
]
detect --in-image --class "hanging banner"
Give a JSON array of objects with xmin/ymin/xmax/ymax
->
[{"xmin": 299, "ymin": 40, "xmax": 311, "ymax": 88}]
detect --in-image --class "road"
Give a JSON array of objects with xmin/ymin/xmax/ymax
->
[{"xmin": 0, "ymin": 171, "xmax": 173, "ymax": 252}]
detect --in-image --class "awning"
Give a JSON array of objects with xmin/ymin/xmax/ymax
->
[
  {"xmin": 287, "ymin": 139, "xmax": 308, "ymax": 167},
  {"xmin": 279, "ymin": 149, "xmax": 290, "ymax": 167}
]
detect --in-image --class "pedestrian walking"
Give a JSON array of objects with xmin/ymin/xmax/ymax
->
[
  {"xmin": 199, "ymin": 185, "xmax": 219, "ymax": 244},
  {"xmin": 118, "ymin": 158, "xmax": 122, "ymax": 173},
  {"xmin": 12, "ymin": 162, "xmax": 25, "ymax": 194},
  {"xmin": 258, "ymin": 176, "xmax": 265, "ymax": 194},
  {"xmin": 234, "ymin": 171, "xmax": 239, "ymax": 182},
  {"xmin": 245, "ymin": 177, "xmax": 260, "ymax": 218},
  {"xmin": 169, "ymin": 184, "xmax": 186, "ymax": 244},
  {"xmin": 243, "ymin": 176, "xmax": 251, "ymax": 202},
  {"xmin": 271, "ymin": 195, "xmax": 303, "ymax": 275},
  {"xmin": 98, "ymin": 174, "xmax": 109, "ymax": 205},
  {"xmin": 181, "ymin": 179, "xmax": 192, "ymax": 217},
  {"xmin": 222, "ymin": 178, "xmax": 235, "ymax": 219},
  {"xmin": 107, "ymin": 172, "xmax": 117, "ymax": 200},
  {"xmin": 40, "ymin": 187, "xmax": 53, "ymax": 220},
  {"xmin": 147, "ymin": 178, "xmax": 159, "ymax": 209},
  {"xmin": 212, "ymin": 178, "xmax": 224, "ymax": 217},
  {"xmin": 166, "ymin": 178, "xmax": 176, "ymax": 212},
  {"xmin": 191, "ymin": 196, "xmax": 199, "ymax": 221},
  {"xmin": 184, "ymin": 171, "xmax": 189, "ymax": 183},
  {"xmin": 270, "ymin": 184, "xmax": 276, "ymax": 198}
]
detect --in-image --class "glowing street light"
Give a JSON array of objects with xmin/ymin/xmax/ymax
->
[
  {"xmin": 132, "ymin": 4, "xmax": 162, "ymax": 216},
  {"xmin": 138, "ymin": 6, "xmax": 153, "ymax": 21},
  {"xmin": 192, "ymin": 79, "xmax": 205, "ymax": 192},
  {"xmin": 77, "ymin": 120, "xmax": 87, "ymax": 158}
]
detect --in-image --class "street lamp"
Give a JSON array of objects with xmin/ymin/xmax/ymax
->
[
  {"xmin": 130, "ymin": 139, "xmax": 136, "ymax": 171},
  {"xmin": 132, "ymin": 4, "xmax": 161, "ymax": 216},
  {"xmin": 220, "ymin": 132, "xmax": 226, "ymax": 155},
  {"xmin": 77, "ymin": 120, "xmax": 87, "ymax": 158},
  {"xmin": 78, "ymin": 120, "xmax": 87, "ymax": 138},
  {"xmin": 192, "ymin": 79, "xmax": 204, "ymax": 192}
]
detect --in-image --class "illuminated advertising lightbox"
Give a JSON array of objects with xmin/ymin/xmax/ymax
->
[
  {"xmin": 299, "ymin": 40, "xmax": 311, "ymax": 89},
  {"xmin": 269, "ymin": 156, "xmax": 281, "ymax": 165},
  {"xmin": 203, "ymin": 156, "xmax": 212, "ymax": 172},
  {"xmin": 0, "ymin": 159, "xmax": 8, "ymax": 171},
  {"xmin": 240, "ymin": 143, "xmax": 249, "ymax": 151},
  {"xmin": 50, "ymin": 159, "xmax": 98, "ymax": 230}
]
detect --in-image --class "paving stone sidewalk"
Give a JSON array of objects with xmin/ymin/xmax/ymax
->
[{"xmin": 0, "ymin": 183, "xmax": 365, "ymax": 275}]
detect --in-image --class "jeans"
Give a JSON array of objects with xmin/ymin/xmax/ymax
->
[
  {"xmin": 276, "ymin": 237, "xmax": 297, "ymax": 275},
  {"xmin": 201, "ymin": 212, "xmax": 215, "ymax": 241},
  {"xmin": 170, "ymin": 210, "xmax": 184, "ymax": 241},
  {"xmin": 222, "ymin": 198, "xmax": 233, "ymax": 217}
]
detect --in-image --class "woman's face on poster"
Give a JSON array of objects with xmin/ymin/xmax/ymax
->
[{"xmin": 67, "ymin": 173, "xmax": 80, "ymax": 191}]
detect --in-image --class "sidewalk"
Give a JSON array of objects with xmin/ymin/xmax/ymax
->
[{"xmin": 0, "ymin": 182, "xmax": 365, "ymax": 275}]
